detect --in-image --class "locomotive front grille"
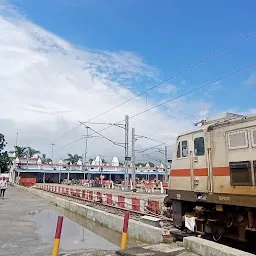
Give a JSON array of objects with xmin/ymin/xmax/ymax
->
[{"xmin": 229, "ymin": 161, "xmax": 252, "ymax": 186}]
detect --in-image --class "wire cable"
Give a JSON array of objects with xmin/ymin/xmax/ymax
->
[
  {"xmin": 51, "ymin": 62, "xmax": 255, "ymax": 154},
  {"xmin": 82, "ymin": 124, "xmax": 125, "ymax": 148},
  {"xmin": 135, "ymin": 135, "xmax": 166, "ymax": 145},
  {"xmin": 84, "ymin": 32, "xmax": 256, "ymax": 122},
  {"xmin": 136, "ymin": 143, "xmax": 166, "ymax": 154},
  {"xmin": 50, "ymin": 124, "xmax": 82, "ymax": 144},
  {"xmin": 87, "ymin": 62, "xmax": 256, "ymax": 135},
  {"xmin": 49, "ymin": 33, "xmax": 256, "ymax": 144},
  {"xmin": 130, "ymin": 63, "xmax": 256, "ymax": 119}
]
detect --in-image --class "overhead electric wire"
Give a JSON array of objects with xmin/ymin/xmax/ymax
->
[
  {"xmin": 84, "ymin": 32, "xmax": 256, "ymax": 121},
  {"xmin": 48, "ymin": 63, "xmax": 256, "ymax": 155},
  {"xmin": 135, "ymin": 134, "xmax": 166, "ymax": 145},
  {"xmin": 142, "ymin": 154, "xmax": 164, "ymax": 163},
  {"xmin": 130, "ymin": 63, "xmax": 256, "ymax": 119},
  {"xmin": 51, "ymin": 123, "xmax": 124, "ymax": 154},
  {"xmin": 84, "ymin": 62, "xmax": 256, "ymax": 136},
  {"xmin": 49, "ymin": 32, "xmax": 256, "ymax": 144},
  {"xmin": 80, "ymin": 123, "xmax": 125, "ymax": 148},
  {"xmin": 52, "ymin": 137, "xmax": 85, "ymax": 154},
  {"xmin": 50, "ymin": 123, "xmax": 82, "ymax": 144},
  {"xmin": 136, "ymin": 143, "xmax": 166, "ymax": 154},
  {"xmin": 50, "ymin": 62, "xmax": 255, "ymax": 154}
]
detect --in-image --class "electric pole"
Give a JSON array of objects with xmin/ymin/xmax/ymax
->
[
  {"xmin": 164, "ymin": 145, "xmax": 168, "ymax": 164},
  {"xmin": 124, "ymin": 115, "xmax": 129, "ymax": 190},
  {"xmin": 51, "ymin": 143, "xmax": 54, "ymax": 163},
  {"xmin": 16, "ymin": 132, "xmax": 18, "ymax": 147},
  {"xmin": 131, "ymin": 128, "xmax": 136, "ymax": 184},
  {"xmin": 164, "ymin": 145, "xmax": 168, "ymax": 181},
  {"xmin": 84, "ymin": 126, "xmax": 89, "ymax": 180}
]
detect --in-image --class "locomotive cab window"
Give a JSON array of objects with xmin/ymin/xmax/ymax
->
[
  {"xmin": 182, "ymin": 141, "xmax": 188, "ymax": 157},
  {"xmin": 177, "ymin": 140, "xmax": 188, "ymax": 158},
  {"xmin": 177, "ymin": 142, "xmax": 181, "ymax": 158},
  {"xmin": 194, "ymin": 137, "xmax": 205, "ymax": 156},
  {"xmin": 251, "ymin": 128, "xmax": 256, "ymax": 148}
]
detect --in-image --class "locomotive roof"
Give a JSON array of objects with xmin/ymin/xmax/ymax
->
[{"xmin": 177, "ymin": 112, "xmax": 256, "ymax": 138}]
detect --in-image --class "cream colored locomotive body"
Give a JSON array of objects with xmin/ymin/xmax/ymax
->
[{"xmin": 166, "ymin": 113, "xmax": 256, "ymax": 241}]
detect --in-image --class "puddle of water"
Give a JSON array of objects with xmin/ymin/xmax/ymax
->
[
  {"xmin": 27, "ymin": 207, "xmax": 144, "ymax": 253},
  {"xmin": 55, "ymin": 207, "xmax": 145, "ymax": 248},
  {"xmin": 27, "ymin": 209, "xmax": 119, "ymax": 252}
]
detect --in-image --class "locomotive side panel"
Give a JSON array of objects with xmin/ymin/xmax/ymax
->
[
  {"xmin": 166, "ymin": 113, "xmax": 256, "ymax": 244},
  {"xmin": 211, "ymin": 119, "xmax": 256, "ymax": 196}
]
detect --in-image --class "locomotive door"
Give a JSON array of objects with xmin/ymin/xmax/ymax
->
[{"xmin": 192, "ymin": 131, "xmax": 209, "ymax": 192}]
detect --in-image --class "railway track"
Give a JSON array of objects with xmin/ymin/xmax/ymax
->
[{"xmin": 35, "ymin": 187, "xmax": 173, "ymax": 229}]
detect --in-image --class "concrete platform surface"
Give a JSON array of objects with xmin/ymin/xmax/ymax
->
[
  {"xmin": 116, "ymin": 243, "xmax": 198, "ymax": 256},
  {"xmin": 184, "ymin": 237, "xmax": 255, "ymax": 256},
  {"xmin": 0, "ymin": 186, "xmax": 121, "ymax": 256}
]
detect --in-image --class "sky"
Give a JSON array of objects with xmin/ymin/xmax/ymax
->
[{"xmin": 0, "ymin": 0, "xmax": 255, "ymax": 164}]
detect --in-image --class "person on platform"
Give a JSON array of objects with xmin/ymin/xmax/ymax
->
[{"xmin": 0, "ymin": 177, "xmax": 7, "ymax": 199}]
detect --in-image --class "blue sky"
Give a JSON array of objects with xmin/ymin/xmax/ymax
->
[
  {"xmin": 8, "ymin": 0, "xmax": 256, "ymax": 114},
  {"xmin": 0, "ymin": 0, "xmax": 255, "ymax": 158}
]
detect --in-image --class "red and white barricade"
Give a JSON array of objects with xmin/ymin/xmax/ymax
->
[
  {"xmin": 35, "ymin": 184, "xmax": 162, "ymax": 215},
  {"xmin": 143, "ymin": 182, "xmax": 154, "ymax": 193}
]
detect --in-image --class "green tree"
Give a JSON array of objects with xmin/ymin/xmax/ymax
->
[
  {"xmin": 27, "ymin": 147, "xmax": 41, "ymax": 157},
  {"xmin": 9, "ymin": 146, "xmax": 27, "ymax": 157},
  {"xmin": 65, "ymin": 153, "xmax": 82, "ymax": 164},
  {"xmin": 135, "ymin": 163, "xmax": 146, "ymax": 167},
  {"xmin": 41, "ymin": 154, "xmax": 52, "ymax": 164},
  {"xmin": 148, "ymin": 162, "xmax": 155, "ymax": 167},
  {"xmin": 0, "ymin": 133, "xmax": 11, "ymax": 173}
]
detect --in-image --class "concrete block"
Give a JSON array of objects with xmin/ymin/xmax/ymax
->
[
  {"xmin": 143, "ymin": 244, "xmax": 185, "ymax": 255},
  {"xmin": 184, "ymin": 236, "xmax": 254, "ymax": 256},
  {"xmin": 116, "ymin": 247, "xmax": 158, "ymax": 256},
  {"xmin": 117, "ymin": 244, "xmax": 186, "ymax": 256},
  {"xmin": 140, "ymin": 216, "xmax": 161, "ymax": 227}
]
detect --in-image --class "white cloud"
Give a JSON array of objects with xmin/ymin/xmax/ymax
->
[
  {"xmin": 245, "ymin": 72, "xmax": 256, "ymax": 86},
  {"xmin": 157, "ymin": 84, "xmax": 177, "ymax": 95},
  {"xmin": 0, "ymin": 3, "xmax": 231, "ymax": 163}
]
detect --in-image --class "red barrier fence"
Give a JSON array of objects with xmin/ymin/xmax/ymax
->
[
  {"xmin": 36, "ymin": 184, "xmax": 164, "ymax": 215},
  {"xmin": 19, "ymin": 178, "xmax": 36, "ymax": 187}
]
